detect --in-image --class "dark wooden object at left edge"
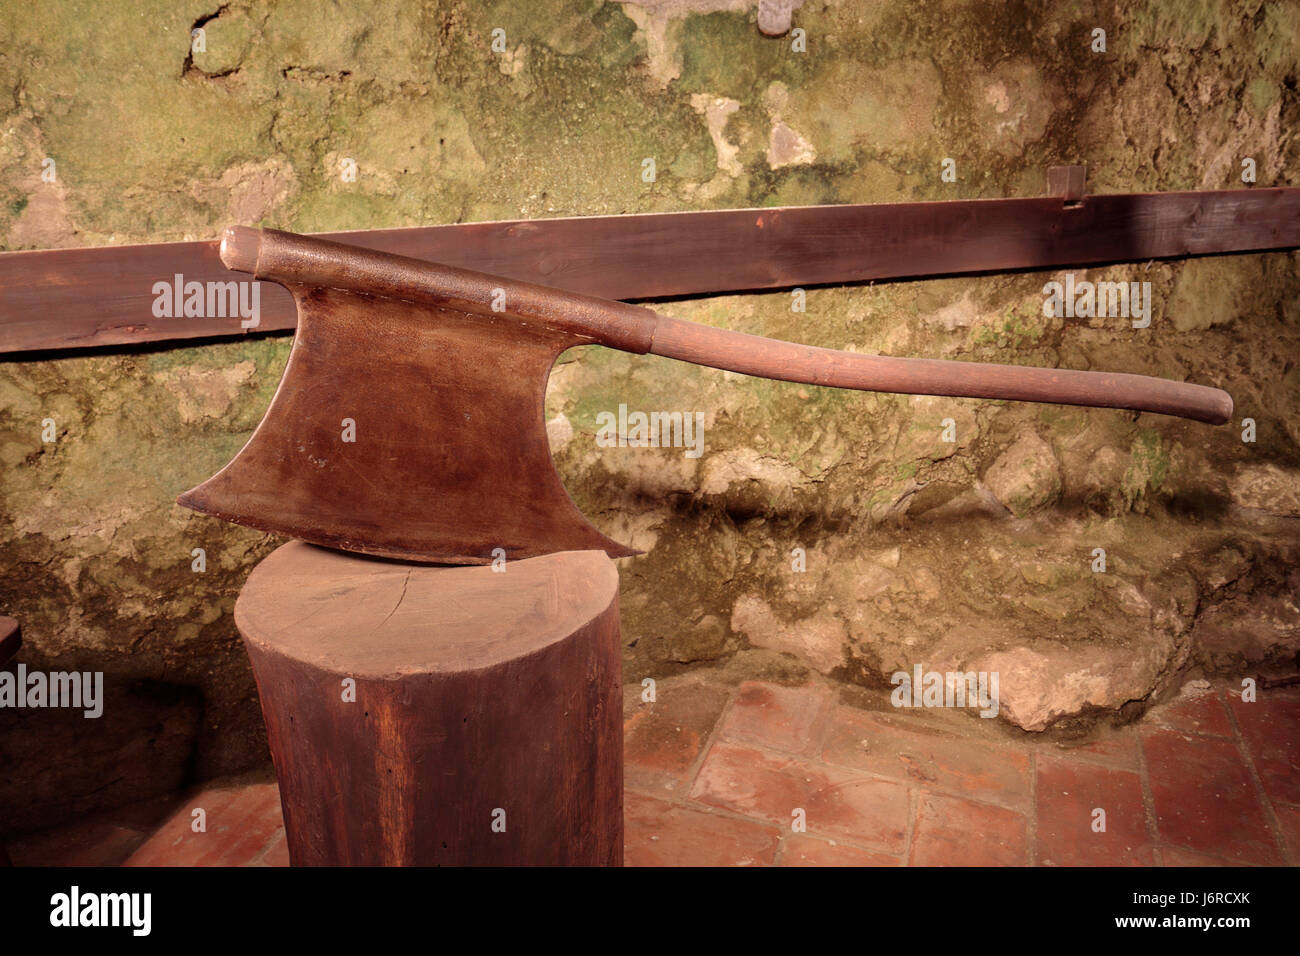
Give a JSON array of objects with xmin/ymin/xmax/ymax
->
[{"xmin": 0, "ymin": 616, "xmax": 19, "ymax": 866}]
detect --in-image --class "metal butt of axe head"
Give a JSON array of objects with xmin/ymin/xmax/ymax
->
[{"xmin": 178, "ymin": 227, "xmax": 641, "ymax": 565}]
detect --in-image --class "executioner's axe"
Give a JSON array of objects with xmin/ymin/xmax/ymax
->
[{"xmin": 178, "ymin": 226, "xmax": 1233, "ymax": 565}]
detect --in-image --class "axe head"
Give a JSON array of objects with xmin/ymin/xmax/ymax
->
[{"xmin": 179, "ymin": 264, "xmax": 638, "ymax": 564}]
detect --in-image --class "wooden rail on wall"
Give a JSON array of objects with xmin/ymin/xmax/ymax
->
[{"xmin": 1, "ymin": 170, "xmax": 1297, "ymax": 355}]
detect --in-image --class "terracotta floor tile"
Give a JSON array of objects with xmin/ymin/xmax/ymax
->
[
  {"xmin": 624, "ymin": 792, "xmax": 780, "ymax": 866},
  {"xmin": 252, "ymin": 828, "xmax": 291, "ymax": 867},
  {"xmin": 1048, "ymin": 732, "xmax": 1142, "ymax": 770},
  {"xmin": 125, "ymin": 782, "xmax": 285, "ymax": 867},
  {"xmin": 1273, "ymin": 802, "xmax": 1300, "ymax": 863},
  {"xmin": 716, "ymin": 681, "xmax": 834, "ymax": 756},
  {"xmin": 1035, "ymin": 755, "xmax": 1153, "ymax": 865},
  {"xmin": 1149, "ymin": 689, "xmax": 1234, "ymax": 738},
  {"xmin": 690, "ymin": 740, "xmax": 909, "ymax": 853},
  {"xmin": 1142, "ymin": 729, "xmax": 1282, "ymax": 865},
  {"xmin": 778, "ymin": 834, "xmax": 901, "ymax": 867},
  {"xmin": 1225, "ymin": 688, "xmax": 1300, "ymax": 806},
  {"xmin": 1159, "ymin": 846, "xmax": 1253, "ymax": 866},
  {"xmin": 821, "ymin": 705, "xmax": 1030, "ymax": 809},
  {"xmin": 623, "ymin": 675, "xmax": 732, "ymax": 793},
  {"xmin": 909, "ymin": 792, "xmax": 1028, "ymax": 866}
]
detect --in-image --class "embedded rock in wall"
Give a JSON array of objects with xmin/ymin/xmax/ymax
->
[
  {"xmin": 969, "ymin": 642, "xmax": 1174, "ymax": 733},
  {"xmin": 1193, "ymin": 576, "xmax": 1300, "ymax": 673},
  {"xmin": 981, "ymin": 433, "xmax": 1063, "ymax": 517},
  {"xmin": 1229, "ymin": 464, "xmax": 1300, "ymax": 518},
  {"xmin": 730, "ymin": 594, "xmax": 846, "ymax": 675}
]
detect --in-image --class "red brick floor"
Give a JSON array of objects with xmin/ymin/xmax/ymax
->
[{"xmin": 8, "ymin": 676, "xmax": 1298, "ymax": 866}]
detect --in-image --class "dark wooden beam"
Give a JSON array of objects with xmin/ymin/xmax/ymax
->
[{"xmin": 2, "ymin": 185, "xmax": 1297, "ymax": 355}]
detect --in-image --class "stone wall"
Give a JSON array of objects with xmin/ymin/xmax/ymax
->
[{"xmin": 2, "ymin": 0, "xmax": 1297, "ymax": 834}]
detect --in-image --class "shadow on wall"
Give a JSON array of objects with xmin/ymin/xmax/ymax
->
[{"xmin": 0, "ymin": 676, "xmax": 207, "ymax": 838}]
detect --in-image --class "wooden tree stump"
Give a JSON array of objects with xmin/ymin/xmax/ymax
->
[{"xmin": 235, "ymin": 542, "xmax": 623, "ymax": 866}]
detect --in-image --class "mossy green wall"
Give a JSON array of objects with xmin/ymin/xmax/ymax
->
[{"xmin": 2, "ymin": 0, "xmax": 1297, "ymax": 832}]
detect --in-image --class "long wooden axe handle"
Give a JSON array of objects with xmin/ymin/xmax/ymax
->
[{"xmin": 223, "ymin": 226, "xmax": 1233, "ymax": 425}]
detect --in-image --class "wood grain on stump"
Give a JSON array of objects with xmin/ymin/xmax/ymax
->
[{"xmin": 235, "ymin": 542, "xmax": 623, "ymax": 866}]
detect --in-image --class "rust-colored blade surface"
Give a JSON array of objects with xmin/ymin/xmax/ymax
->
[{"xmin": 178, "ymin": 285, "xmax": 635, "ymax": 564}]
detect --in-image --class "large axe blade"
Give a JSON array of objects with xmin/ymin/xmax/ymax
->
[
  {"xmin": 180, "ymin": 226, "xmax": 1234, "ymax": 564},
  {"xmin": 179, "ymin": 284, "xmax": 633, "ymax": 564}
]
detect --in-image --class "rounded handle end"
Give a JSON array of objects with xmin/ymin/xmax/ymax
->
[{"xmin": 219, "ymin": 225, "xmax": 262, "ymax": 275}]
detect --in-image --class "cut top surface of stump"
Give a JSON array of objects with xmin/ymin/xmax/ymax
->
[{"xmin": 235, "ymin": 542, "xmax": 619, "ymax": 679}]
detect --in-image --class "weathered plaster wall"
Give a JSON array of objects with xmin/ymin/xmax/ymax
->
[{"xmin": 2, "ymin": 0, "xmax": 1297, "ymax": 834}]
